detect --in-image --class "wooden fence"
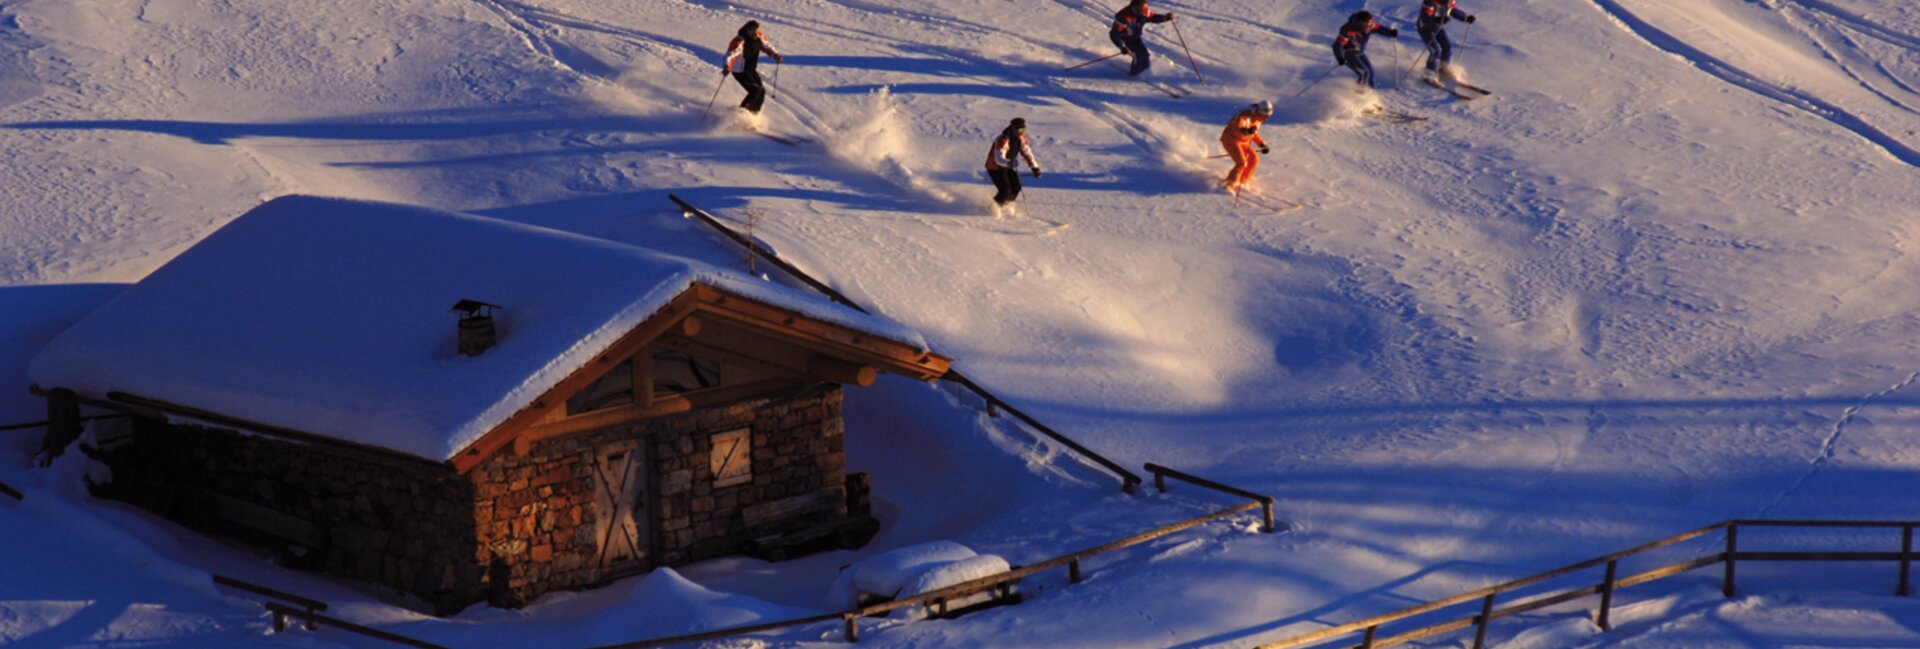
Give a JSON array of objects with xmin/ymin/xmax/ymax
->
[
  {"xmin": 670, "ymin": 194, "xmax": 1144, "ymax": 494},
  {"xmin": 215, "ymin": 462, "xmax": 1272, "ymax": 649},
  {"xmin": 1257, "ymin": 519, "xmax": 1920, "ymax": 649}
]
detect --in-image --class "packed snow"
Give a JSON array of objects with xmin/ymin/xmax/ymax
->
[{"xmin": 2, "ymin": 0, "xmax": 1919, "ymax": 647}]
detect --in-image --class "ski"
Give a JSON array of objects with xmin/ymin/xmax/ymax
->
[
  {"xmin": 754, "ymin": 132, "xmax": 812, "ymax": 146},
  {"xmin": 1148, "ymin": 80, "xmax": 1192, "ymax": 97},
  {"xmin": 1363, "ymin": 108, "xmax": 1429, "ymax": 123},
  {"xmin": 1233, "ymin": 191, "xmax": 1304, "ymax": 215},
  {"xmin": 1424, "ymin": 77, "xmax": 1477, "ymax": 101},
  {"xmin": 1453, "ymin": 81, "xmax": 1492, "ymax": 96},
  {"xmin": 1142, "ymin": 80, "xmax": 1185, "ymax": 99}
]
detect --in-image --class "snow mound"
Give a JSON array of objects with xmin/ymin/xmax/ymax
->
[{"xmin": 851, "ymin": 540, "xmax": 979, "ymax": 597}]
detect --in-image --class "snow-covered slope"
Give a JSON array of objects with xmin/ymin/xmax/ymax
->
[{"xmin": 2, "ymin": 0, "xmax": 1918, "ymax": 646}]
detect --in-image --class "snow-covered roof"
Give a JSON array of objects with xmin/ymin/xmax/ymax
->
[{"xmin": 27, "ymin": 195, "xmax": 929, "ymax": 461}]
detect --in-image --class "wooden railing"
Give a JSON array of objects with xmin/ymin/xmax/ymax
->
[
  {"xmin": 1257, "ymin": 519, "xmax": 1920, "ymax": 649},
  {"xmin": 591, "ymin": 466, "xmax": 1273, "ymax": 647},
  {"xmin": 669, "ymin": 194, "xmax": 1144, "ymax": 493},
  {"xmin": 0, "ymin": 413, "xmax": 125, "ymax": 433},
  {"xmin": 0, "ymin": 480, "xmax": 21, "ymax": 501},
  {"xmin": 213, "ymin": 575, "xmax": 448, "ymax": 649}
]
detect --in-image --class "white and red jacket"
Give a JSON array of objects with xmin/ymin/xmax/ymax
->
[
  {"xmin": 984, "ymin": 130, "xmax": 1039, "ymax": 171},
  {"xmin": 723, "ymin": 30, "xmax": 782, "ymax": 74}
]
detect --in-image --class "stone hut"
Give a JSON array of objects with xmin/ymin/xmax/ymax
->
[{"xmin": 26, "ymin": 196, "xmax": 950, "ymax": 613}]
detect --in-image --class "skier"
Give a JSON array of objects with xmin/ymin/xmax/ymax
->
[
  {"xmin": 984, "ymin": 118, "xmax": 1042, "ymax": 214},
  {"xmin": 1416, "ymin": 0, "xmax": 1476, "ymax": 84},
  {"xmin": 722, "ymin": 21, "xmax": 784, "ymax": 114},
  {"xmin": 1220, "ymin": 101, "xmax": 1272, "ymax": 194},
  {"xmin": 1332, "ymin": 11, "xmax": 1398, "ymax": 89},
  {"xmin": 1110, "ymin": 0, "xmax": 1175, "ymax": 77}
]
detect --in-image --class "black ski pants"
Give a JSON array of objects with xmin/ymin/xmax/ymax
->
[
  {"xmin": 1345, "ymin": 53, "xmax": 1376, "ymax": 88},
  {"xmin": 1420, "ymin": 25, "xmax": 1452, "ymax": 71},
  {"xmin": 733, "ymin": 70, "xmax": 767, "ymax": 113},
  {"xmin": 988, "ymin": 168, "xmax": 1023, "ymax": 205},
  {"xmin": 1109, "ymin": 31, "xmax": 1151, "ymax": 76}
]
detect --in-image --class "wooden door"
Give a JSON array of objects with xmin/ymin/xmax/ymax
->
[{"xmin": 592, "ymin": 441, "xmax": 650, "ymax": 574}]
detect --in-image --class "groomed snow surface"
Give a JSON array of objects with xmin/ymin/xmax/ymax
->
[{"xmin": 3, "ymin": 0, "xmax": 1919, "ymax": 647}]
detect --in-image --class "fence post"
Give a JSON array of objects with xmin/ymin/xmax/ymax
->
[
  {"xmin": 1901, "ymin": 524, "xmax": 1914, "ymax": 597},
  {"xmin": 1261, "ymin": 500, "xmax": 1276, "ymax": 533},
  {"xmin": 1360, "ymin": 625, "xmax": 1378, "ymax": 649},
  {"xmin": 1154, "ymin": 470, "xmax": 1166, "ymax": 493},
  {"xmin": 1723, "ymin": 524, "xmax": 1738, "ymax": 598},
  {"xmin": 1472, "ymin": 592, "xmax": 1496, "ymax": 649},
  {"xmin": 272, "ymin": 610, "xmax": 287, "ymax": 633},
  {"xmin": 843, "ymin": 613, "xmax": 859, "ymax": 642},
  {"xmin": 1596, "ymin": 559, "xmax": 1618, "ymax": 630},
  {"xmin": 1070, "ymin": 558, "xmax": 1083, "ymax": 584}
]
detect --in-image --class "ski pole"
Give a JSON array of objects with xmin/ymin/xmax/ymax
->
[
  {"xmin": 1065, "ymin": 52, "xmax": 1126, "ymax": 71},
  {"xmin": 1290, "ymin": 65, "xmax": 1340, "ymax": 98},
  {"xmin": 1171, "ymin": 17, "xmax": 1204, "ymax": 83},
  {"xmin": 703, "ymin": 70, "xmax": 729, "ymax": 123},
  {"xmin": 770, "ymin": 60, "xmax": 780, "ymax": 101},
  {"xmin": 1406, "ymin": 50, "xmax": 1429, "ymax": 85},
  {"xmin": 1459, "ymin": 22, "xmax": 1473, "ymax": 68},
  {"xmin": 1392, "ymin": 37, "xmax": 1402, "ymax": 89}
]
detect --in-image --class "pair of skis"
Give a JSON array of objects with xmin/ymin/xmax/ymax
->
[{"xmin": 1424, "ymin": 76, "xmax": 1493, "ymax": 101}]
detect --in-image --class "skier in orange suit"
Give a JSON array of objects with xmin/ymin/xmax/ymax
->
[{"xmin": 1220, "ymin": 101, "xmax": 1272, "ymax": 194}]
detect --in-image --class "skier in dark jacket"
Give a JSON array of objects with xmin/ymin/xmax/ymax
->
[
  {"xmin": 984, "ymin": 118, "xmax": 1042, "ymax": 213},
  {"xmin": 722, "ymin": 21, "xmax": 784, "ymax": 113},
  {"xmin": 1110, "ymin": 0, "xmax": 1175, "ymax": 77},
  {"xmin": 1332, "ymin": 11, "xmax": 1398, "ymax": 89},
  {"xmin": 1416, "ymin": 0, "xmax": 1476, "ymax": 83}
]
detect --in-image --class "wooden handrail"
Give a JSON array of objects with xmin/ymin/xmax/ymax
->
[
  {"xmin": 212, "ymin": 574, "xmax": 329, "ymax": 612},
  {"xmin": 263, "ymin": 602, "xmax": 451, "ymax": 649},
  {"xmin": 0, "ymin": 480, "xmax": 21, "ymax": 501},
  {"xmin": 0, "ymin": 414, "xmax": 126, "ymax": 433},
  {"xmin": 668, "ymin": 194, "xmax": 1144, "ymax": 493},
  {"xmin": 1259, "ymin": 520, "xmax": 1920, "ymax": 649},
  {"xmin": 1143, "ymin": 463, "xmax": 1276, "ymax": 533},
  {"xmin": 579, "ymin": 499, "xmax": 1263, "ymax": 647}
]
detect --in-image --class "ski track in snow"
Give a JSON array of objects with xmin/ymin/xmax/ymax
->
[{"xmin": 1589, "ymin": 0, "xmax": 1920, "ymax": 168}]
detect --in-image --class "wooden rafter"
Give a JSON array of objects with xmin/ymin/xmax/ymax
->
[{"xmin": 450, "ymin": 284, "xmax": 951, "ymax": 472}]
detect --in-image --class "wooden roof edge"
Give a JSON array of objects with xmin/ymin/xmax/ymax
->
[
  {"xmin": 451, "ymin": 290, "xmax": 704, "ymax": 473},
  {"xmin": 63, "ymin": 389, "xmax": 456, "ymax": 472},
  {"xmin": 690, "ymin": 284, "xmax": 952, "ymax": 380}
]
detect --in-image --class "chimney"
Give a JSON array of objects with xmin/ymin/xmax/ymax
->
[{"xmin": 451, "ymin": 299, "xmax": 502, "ymax": 357}]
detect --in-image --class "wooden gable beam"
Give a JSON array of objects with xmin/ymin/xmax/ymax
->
[
  {"xmin": 450, "ymin": 291, "xmax": 700, "ymax": 473},
  {"xmin": 690, "ymin": 285, "xmax": 951, "ymax": 380}
]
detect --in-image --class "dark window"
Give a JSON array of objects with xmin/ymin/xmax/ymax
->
[
  {"xmin": 567, "ymin": 358, "xmax": 634, "ymax": 415},
  {"xmin": 652, "ymin": 349, "xmax": 721, "ymax": 395}
]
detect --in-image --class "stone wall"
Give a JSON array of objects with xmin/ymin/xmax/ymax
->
[
  {"xmin": 471, "ymin": 384, "xmax": 848, "ymax": 607},
  {"xmin": 88, "ymin": 383, "xmax": 853, "ymax": 613},
  {"xmin": 96, "ymin": 418, "xmax": 481, "ymax": 613}
]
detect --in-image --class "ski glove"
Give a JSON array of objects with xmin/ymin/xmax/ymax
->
[
  {"xmin": 1335, "ymin": 54, "xmax": 1348, "ymax": 66},
  {"xmin": 1464, "ymin": 15, "xmax": 1477, "ymax": 24},
  {"xmin": 1383, "ymin": 27, "xmax": 1400, "ymax": 38},
  {"xmin": 1032, "ymin": 168, "xmax": 1043, "ymax": 178},
  {"xmin": 1258, "ymin": 144, "xmax": 1271, "ymax": 155}
]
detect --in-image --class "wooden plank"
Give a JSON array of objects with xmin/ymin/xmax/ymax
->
[
  {"xmin": 103, "ymin": 392, "xmax": 448, "ymax": 471},
  {"xmin": 454, "ymin": 292, "xmax": 702, "ymax": 472},
  {"xmin": 520, "ymin": 379, "xmax": 802, "ymax": 445},
  {"xmin": 1144, "ymin": 463, "xmax": 1274, "ymax": 504},
  {"xmin": 1731, "ymin": 520, "xmax": 1920, "ymax": 528},
  {"xmin": 741, "ymin": 488, "xmax": 846, "ymax": 529},
  {"xmin": 1616, "ymin": 555, "xmax": 1726, "ymax": 589},
  {"xmin": 212, "ymin": 575, "xmax": 329, "ymax": 612},
  {"xmin": 1259, "ymin": 523, "xmax": 1731, "ymax": 649},
  {"xmin": 0, "ymin": 481, "xmax": 23, "ymax": 501},
  {"xmin": 1734, "ymin": 551, "xmax": 1907, "ymax": 562},
  {"xmin": 692, "ymin": 289, "xmax": 948, "ymax": 380},
  {"xmin": 262, "ymin": 602, "xmax": 450, "ymax": 649}
]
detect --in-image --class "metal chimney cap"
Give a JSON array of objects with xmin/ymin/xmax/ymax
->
[{"xmin": 451, "ymin": 299, "xmax": 502, "ymax": 317}]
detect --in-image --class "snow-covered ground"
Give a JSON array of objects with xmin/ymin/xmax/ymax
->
[{"xmin": 3, "ymin": 0, "xmax": 1919, "ymax": 646}]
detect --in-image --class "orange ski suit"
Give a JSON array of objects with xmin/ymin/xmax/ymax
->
[{"xmin": 1220, "ymin": 108, "xmax": 1269, "ymax": 190}]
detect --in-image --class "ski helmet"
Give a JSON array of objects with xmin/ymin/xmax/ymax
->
[
  {"xmin": 1349, "ymin": 11, "xmax": 1373, "ymax": 24},
  {"xmin": 740, "ymin": 20, "xmax": 760, "ymax": 37},
  {"xmin": 1252, "ymin": 100, "xmax": 1273, "ymax": 117}
]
